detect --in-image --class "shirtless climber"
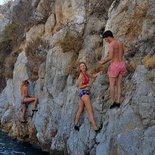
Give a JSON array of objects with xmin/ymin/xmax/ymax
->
[{"xmin": 21, "ymin": 79, "xmax": 38, "ymax": 123}]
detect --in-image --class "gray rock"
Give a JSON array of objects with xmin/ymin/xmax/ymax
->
[
  {"xmin": 0, "ymin": 0, "xmax": 155, "ymax": 155},
  {"xmin": 44, "ymin": 13, "xmax": 55, "ymax": 36},
  {"xmin": 117, "ymin": 129, "xmax": 144, "ymax": 155},
  {"xmin": 26, "ymin": 24, "xmax": 45, "ymax": 43},
  {"xmin": 1, "ymin": 107, "xmax": 14, "ymax": 124}
]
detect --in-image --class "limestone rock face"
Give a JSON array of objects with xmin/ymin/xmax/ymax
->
[
  {"xmin": 106, "ymin": 0, "xmax": 155, "ymax": 54},
  {"xmin": 26, "ymin": 24, "xmax": 45, "ymax": 43},
  {"xmin": 96, "ymin": 65, "xmax": 155, "ymax": 155},
  {"xmin": 54, "ymin": 0, "xmax": 86, "ymax": 34},
  {"xmin": 44, "ymin": 14, "xmax": 56, "ymax": 36},
  {"xmin": 0, "ymin": 2, "xmax": 12, "ymax": 38},
  {"xmin": 0, "ymin": 0, "xmax": 155, "ymax": 155}
]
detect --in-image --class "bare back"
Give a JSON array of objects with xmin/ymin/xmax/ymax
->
[
  {"xmin": 109, "ymin": 39, "xmax": 124, "ymax": 62},
  {"xmin": 21, "ymin": 85, "xmax": 28, "ymax": 97}
]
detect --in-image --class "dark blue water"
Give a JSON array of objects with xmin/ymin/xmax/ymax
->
[{"xmin": 0, "ymin": 132, "xmax": 49, "ymax": 155}]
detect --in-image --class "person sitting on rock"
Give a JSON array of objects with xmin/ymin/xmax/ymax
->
[
  {"xmin": 20, "ymin": 79, "xmax": 38, "ymax": 123},
  {"xmin": 74, "ymin": 62, "xmax": 102, "ymax": 132}
]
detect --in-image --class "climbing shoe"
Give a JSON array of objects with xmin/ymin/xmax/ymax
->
[
  {"xmin": 95, "ymin": 124, "xmax": 103, "ymax": 133},
  {"xmin": 21, "ymin": 120, "xmax": 27, "ymax": 123},
  {"xmin": 110, "ymin": 102, "xmax": 120, "ymax": 109},
  {"xmin": 32, "ymin": 109, "xmax": 38, "ymax": 112},
  {"xmin": 74, "ymin": 125, "xmax": 80, "ymax": 131}
]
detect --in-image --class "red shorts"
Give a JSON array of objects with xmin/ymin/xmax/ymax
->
[{"xmin": 108, "ymin": 62, "xmax": 126, "ymax": 78}]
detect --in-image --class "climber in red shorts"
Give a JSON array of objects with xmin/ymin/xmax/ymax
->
[{"xmin": 99, "ymin": 30, "xmax": 126, "ymax": 109}]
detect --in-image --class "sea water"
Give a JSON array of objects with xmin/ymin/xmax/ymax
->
[{"xmin": 0, "ymin": 131, "xmax": 49, "ymax": 155}]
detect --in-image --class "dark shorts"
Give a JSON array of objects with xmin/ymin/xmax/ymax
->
[{"xmin": 79, "ymin": 90, "xmax": 90, "ymax": 98}]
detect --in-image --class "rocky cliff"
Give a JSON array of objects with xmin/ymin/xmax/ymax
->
[{"xmin": 0, "ymin": 0, "xmax": 155, "ymax": 155}]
